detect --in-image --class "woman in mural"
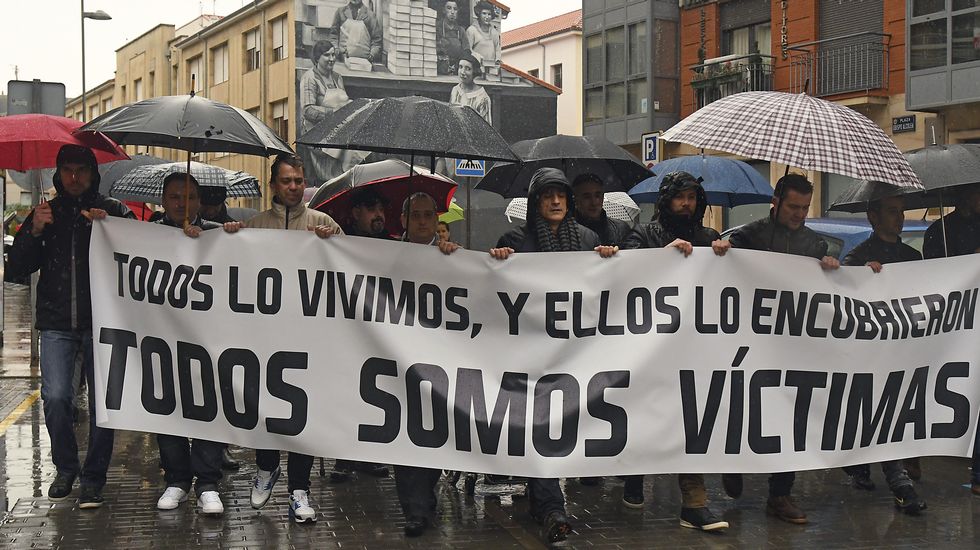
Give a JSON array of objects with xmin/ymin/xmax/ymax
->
[
  {"xmin": 466, "ymin": 0, "xmax": 500, "ymax": 72},
  {"xmin": 450, "ymin": 53, "xmax": 492, "ymax": 124},
  {"xmin": 299, "ymin": 40, "xmax": 364, "ymax": 183}
]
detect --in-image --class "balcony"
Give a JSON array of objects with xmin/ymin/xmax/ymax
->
[
  {"xmin": 788, "ymin": 32, "xmax": 890, "ymax": 97},
  {"xmin": 691, "ymin": 54, "xmax": 774, "ymax": 110}
]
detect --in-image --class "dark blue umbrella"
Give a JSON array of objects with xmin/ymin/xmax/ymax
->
[{"xmin": 628, "ymin": 155, "xmax": 773, "ymax": 207}]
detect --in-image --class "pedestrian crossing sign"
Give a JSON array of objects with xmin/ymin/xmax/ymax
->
[{"xmin": 455, "ymin": 158, "xmax": 486, "ymax": 177}]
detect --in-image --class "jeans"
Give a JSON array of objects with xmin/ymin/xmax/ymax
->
[
  {"xmin": 393, "ymin": 465, "xmax": 441, "ymax": 520},
  {"xmin": 40, "ymin": 330, "xmax": 114, "ymax": 488},
  {"xmin": 157, "ymin": 435, "xmax": 223, "ymax": 495},
  {"xmin": 255, "ymin": 450, "xmax": 313, "ymax": 492},
  {"xmin": 527, "ymin": 478, "xmax": 565, "ymax": 521},
  {"xmin": 624, "ymin": 474, "xmax": 707, "ymax": 507},
  {"xmin": 768, "ymin": 471, "xmax": 795, "ymax": 497}
]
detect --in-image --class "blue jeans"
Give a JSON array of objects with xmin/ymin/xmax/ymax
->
[{"xmin": 40, "ymin": 330, "xmax": 115, "ymax": 488}]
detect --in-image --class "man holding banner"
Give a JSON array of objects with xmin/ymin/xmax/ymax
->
[
  {"xmin": 491, "ymin": 168, "xmax": 618, "ymax": 543},
  {"xmin": 393, "ymin": 191, "xmax": 460, "ymax": 537},
  {"xmin": 620, "ymin": 171, "xmax": 730, "ymax": 531},
  {"xmin": 726, "ymin": 173, "xmax": 837, "ymax": 524}
]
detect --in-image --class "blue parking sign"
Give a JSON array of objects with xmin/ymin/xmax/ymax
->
[
  {"xmin": 455, "ymin": 158, "xmax": 486, "ymax": 177},
  {"xmin": 642, "ymin": 133, "xmax": 659, "ymax": 164}
]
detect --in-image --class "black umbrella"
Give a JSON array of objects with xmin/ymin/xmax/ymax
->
[
  {"xmin": 295, "ymin": 95, "xmax": 518, "ymax": 165},
  {"xmin": 475, "ymin": 135, "xmax": 653, "ymax": 198},
  {"xmin": 78, "ymin": 94, "xmax": 293, "ymax": 157},
  {"xmin": 829, "ymin": 144, "xmax": 980, "ymax": 212}
]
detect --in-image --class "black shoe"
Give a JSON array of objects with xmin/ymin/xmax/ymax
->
[
  {"xmin": 78, "ymin": 485, "xmax": 104, "ymax": 509},
  {"xmin": 543, "ymin": 511, "xmax": 571, "ymax": 543},
  {"xmin": 579, "ymin": 477, "xmax": 600, "ymax": 486},
  {"xmin": 894, "ymin": 485, "xmax": 926, "ymax": 515},
  {"xmin": 48, "ymin": 473, "xmax": 76, "ymax": 501},
  {"xmin": 722, "ymin": 474, "xmax": 743, "ymax": 499},
  {"xmin": 850, "ymin": 474, "xmax": 876, "ymax": 491},
  {"xmin": 680, "ymin": 507, "xmax": 730, "ymax": 531},
  {"xmin": 355, "ymin": 462, "xmax": 390, "ymax": 477},
  {"xmin": 623, "ymin": 492, "xmax": 644, "ymax": 509},
  {"xmin": 220, "ymin": 448, "xmax": 240, "ymax": 471},
  {"xmin": 404, "ymin": 516, "xmax": 429, "ymax": 537}
]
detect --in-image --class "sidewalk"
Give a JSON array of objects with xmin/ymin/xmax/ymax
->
[{"xmin": 1, "ymin": 281, "xmax": 978, "ymax": 549}]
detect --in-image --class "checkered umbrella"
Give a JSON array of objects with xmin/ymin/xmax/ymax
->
[
  {"xmin": 505, "ymin": 192, "xmax": 639, "ymax": 223},
  {"xmin": 109, "ymin": 161, "xmax": 260, "ymax": 204},
  {"xmin": 660, "ymin": 92, "xmax": 922, "ymax": 189}
]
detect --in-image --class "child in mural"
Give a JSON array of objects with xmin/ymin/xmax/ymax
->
[
  {"xmin": 466, "ymin": 0, "xmax": 500, "ymax": 74},
  {"xmin": 300, "ymin": 40, "xmax": 366, "ymax": 183},
  {"xmin": 435, "ymin": 0, "xmax": 470, "ymax": 76},
  {"xmin": 451, "ymin": 52, "xmax": 492, "ymax": 124}
]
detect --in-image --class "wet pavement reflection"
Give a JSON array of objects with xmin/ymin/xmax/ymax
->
[{"xmin": 1, "ymin": 281, "xmax": 978, "ymax": 548}]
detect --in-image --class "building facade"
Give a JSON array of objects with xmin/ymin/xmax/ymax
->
[{"xmin": 502, "ymin": 10, "xmax": 583, "ymax": 135}]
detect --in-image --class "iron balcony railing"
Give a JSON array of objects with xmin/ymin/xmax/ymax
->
[
  {"xmin": 788, "ymin": 32, "xmax": 890, "ymax": 97},
  {"xmin": 691, "ymin": 53, "xmax": 775, "ymax": 110}
]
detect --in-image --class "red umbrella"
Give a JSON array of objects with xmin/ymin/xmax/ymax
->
[
  {"xmin": 309, "ymin": 159, "xmax": 457, "ymax": 237},
  {"xmin": 0, "ymin": 114, "xmax": 128, "ymax": 171}
]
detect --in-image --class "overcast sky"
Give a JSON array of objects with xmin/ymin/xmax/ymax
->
[{"xmin": 2, "ymin": 0, "xmax": 581, "ymax": 99}]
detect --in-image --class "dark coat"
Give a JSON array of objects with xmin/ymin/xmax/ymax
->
[
  {"xmin": 7, "ymin": 183, "xmax": 134, "ymax": 331},
  {"xmin": 622, "ymin": 220, "xmax": 720, "ymax": 250},
  {"xmin": 922, "ymin": 210, "xmax": 980, "ymax": 259},
  {"xmin": 201, "ymin": 204, "xmax": 235, "ymax": 224},
  {"xmin": 496, "ymin": 224, "xmax": 601, "ymax": 252},
  {"xmin": 728, "ymin": 213, "xmax": 828, "ymax": 259},
  {"xmin": 344, "ymin": 225, "xmax": 395, "ymax": 240},
  {"xmin": 843, "ymin": 234, "xmax": 922, "ymax": 266},
  {"xmin": 155, "ymin": 215, "xmax": 223, "ymax": 231},
  {"xmin": 576, "ymin": 212, "xmax": 633, "ymax": 247}
]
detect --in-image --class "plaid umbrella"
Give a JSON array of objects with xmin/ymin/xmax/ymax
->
[
  {"xmin": 109, "ymin": 161, "xmax": 260, "ymax": 204},
  {"xmin": 660, "ymin": 92, "xmax": 922, "ymax": 189},
  {"xmin": 505, "ymin": 192, "xmax": 639, "ymax": 223}
]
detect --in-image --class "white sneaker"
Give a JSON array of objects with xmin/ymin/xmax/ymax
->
[
  {"xmin": 157, "ymin": 486, "xmax": 188, "ymax": 510},
  {"xmin": 197, "ymin": 490, "xmax": 224, "ymax": 515},
  {"xmin": 289, "ymin": 489, "xmax": 317, "ymax": 523},
  {"xmin": 250, "ymin": 466, "xmax": 281, "ymax": 509}
]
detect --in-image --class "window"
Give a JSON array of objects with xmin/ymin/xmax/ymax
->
[
  {"xmin": 528, "ymin": 68, "xmax": 539, "ymax": 78},
  {"xmin": 584, "ymin": 88, "xmax": 603, "ymax": 123},
  {"xmin": 245, "ymin": 28, "xmax": 261, "ymax": 72},
  {"xmin": 272, "ymin": 100, "xmax": 288, "ymax": 140},
  {"xmin": 134, "ymin": 79, "xmax": 143, "ymax": 101},
  {"xmin": 913, "ymin": 0, "xmax": 945, "ymax": 16},
  {"xmin": 910, "ymin": 19, "xmax": 948, "ymax": 70},
  {"xmin": 628, "ymin": 23, "xmax": 646, "ymax": 75},
  {"xmin": 952, "ymin": 11, "xmax": 980, "ymax": 64},
  {"xmin": 187, "ymin": 56, "xmax": 203, "ymax": 92},
  {"xmin": 550, "ymin": 63, "xmax": 563, "ymax": 88},
  {"xmin": 148, "ymin": 71, "xmax": 155, "ymax": 96},
  {"xmin": 606, "ymin": 27, "xmax": 625, "ymax": 80},
  {"xmin": 89, "ymin": 105, "xmax": 99, "ymax": 119},
  {"xmin": 212, "ymin": 44, "xmax": 230, "ymax": 84},
  {"xmin": 723, "ymin": 23, "xmax": 771, "ymax": 56},
  {"xmin": 627, "ymin": 78, "xmax": 647, "ymax": 115},
  {"xmin": 271, "ymin": 16, "xmax": 287, "ymax": 61},
  {"xmin": 586, "ymin": 33, "xmax": 603, "ymax": 84},
  {"xmin": 246, "ymin": 107, "xmax": 260, "ymax": 119},
  {"xmin": 120, "ymin": 85, "xmax": 126, "ymax": 102},
  {"xmin": 606, "ymin": 82, "xmax": 625, "ymax": 118},
  {"xmin": 102, "ymin": 98, "xmax": 112, "ymax": 112}
]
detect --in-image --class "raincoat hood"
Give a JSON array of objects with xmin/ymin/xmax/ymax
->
[
  {"xmin": 527, "ymin": 167, "xmax": 575, "ymax": 225},
  {"xmin": 52, "ymin": 144, "xmax": 102, "ymax": 203},
  {"xmin": 655, "ymin": 170, "xmax": 708, "ymax": 223}
]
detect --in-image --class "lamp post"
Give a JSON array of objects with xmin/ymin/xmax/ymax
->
[{"xmin": 81, "ymin": 0, "xmax": 111, "ymax": 122}]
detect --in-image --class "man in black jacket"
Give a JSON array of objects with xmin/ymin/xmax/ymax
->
[
  {"xmin": 922, "ymin": 182, "xmax": 980, "ymax": 259},
  {"xmin": 344, "ymin": 187, "xmax": 392, "ymax": 239},
  {"xmin": 725, "ymin": 173, "xmax": 837, "ymax": 525},
  {"xmin": 198, "ymin": 186, "xmax": 236, "ymax": 224},
  {"xmin": 572, "ymin": 173, "xmax": 632, "ymax": 246},
  {"xmin": 490, "ymin": 168, "xmax": 617, "ymax": 544},
  {"xmin": 620, "ymin": 171, "xmax": 730, "ymax": 531},
  {"xmin": 839, "ymin": 194, "xmax": 927, "ymax": 515},
  {"xmin": 6, "ymin": 144, "xmax": 134, "ymax": 509}
]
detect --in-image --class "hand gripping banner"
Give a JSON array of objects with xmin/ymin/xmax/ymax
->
[{"xmin": 90, "ymin": 218, "xmax": 980, "ymax": 477}]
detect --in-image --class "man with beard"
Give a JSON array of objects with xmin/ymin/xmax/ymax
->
[
  {"xmin": 572, "ymin": 173, "xmax": 633, "ymax": 246},
  {"xmin": 620, "ymin": 171, "xmax": 730, "ymax": 531},
  {"xmin": 344, "ymin": 187, "xmax": 392, "ymax": 239},
  {"xmin": 490, "ymin": 168, "xmax": 618, "ymax": 544},
  {"xmin": 839, "ymin": 194, "xmax": 927, "ymax": 514},
  {"xmin": 725, "ymin": 173, "xmax": 838, "ymax": 525}
]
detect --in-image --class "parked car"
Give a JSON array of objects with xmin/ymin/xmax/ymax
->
[{"xmin": 721, "ymin": 217, "xmax": 931, "ymax": 260}]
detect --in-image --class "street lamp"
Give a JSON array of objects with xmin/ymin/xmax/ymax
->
[{"xmin": 81, "ymin": 1, "xmax": 111, "ymax": 122}]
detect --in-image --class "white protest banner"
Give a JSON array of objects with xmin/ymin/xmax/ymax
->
[{"xmin": 90, "ymin": 218, "xmax": 980, "ymax": 478}]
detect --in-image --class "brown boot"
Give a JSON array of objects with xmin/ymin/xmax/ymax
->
[{"xmin": 766, "ymin": 495, "xmax": 808, "ymax": 524}]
